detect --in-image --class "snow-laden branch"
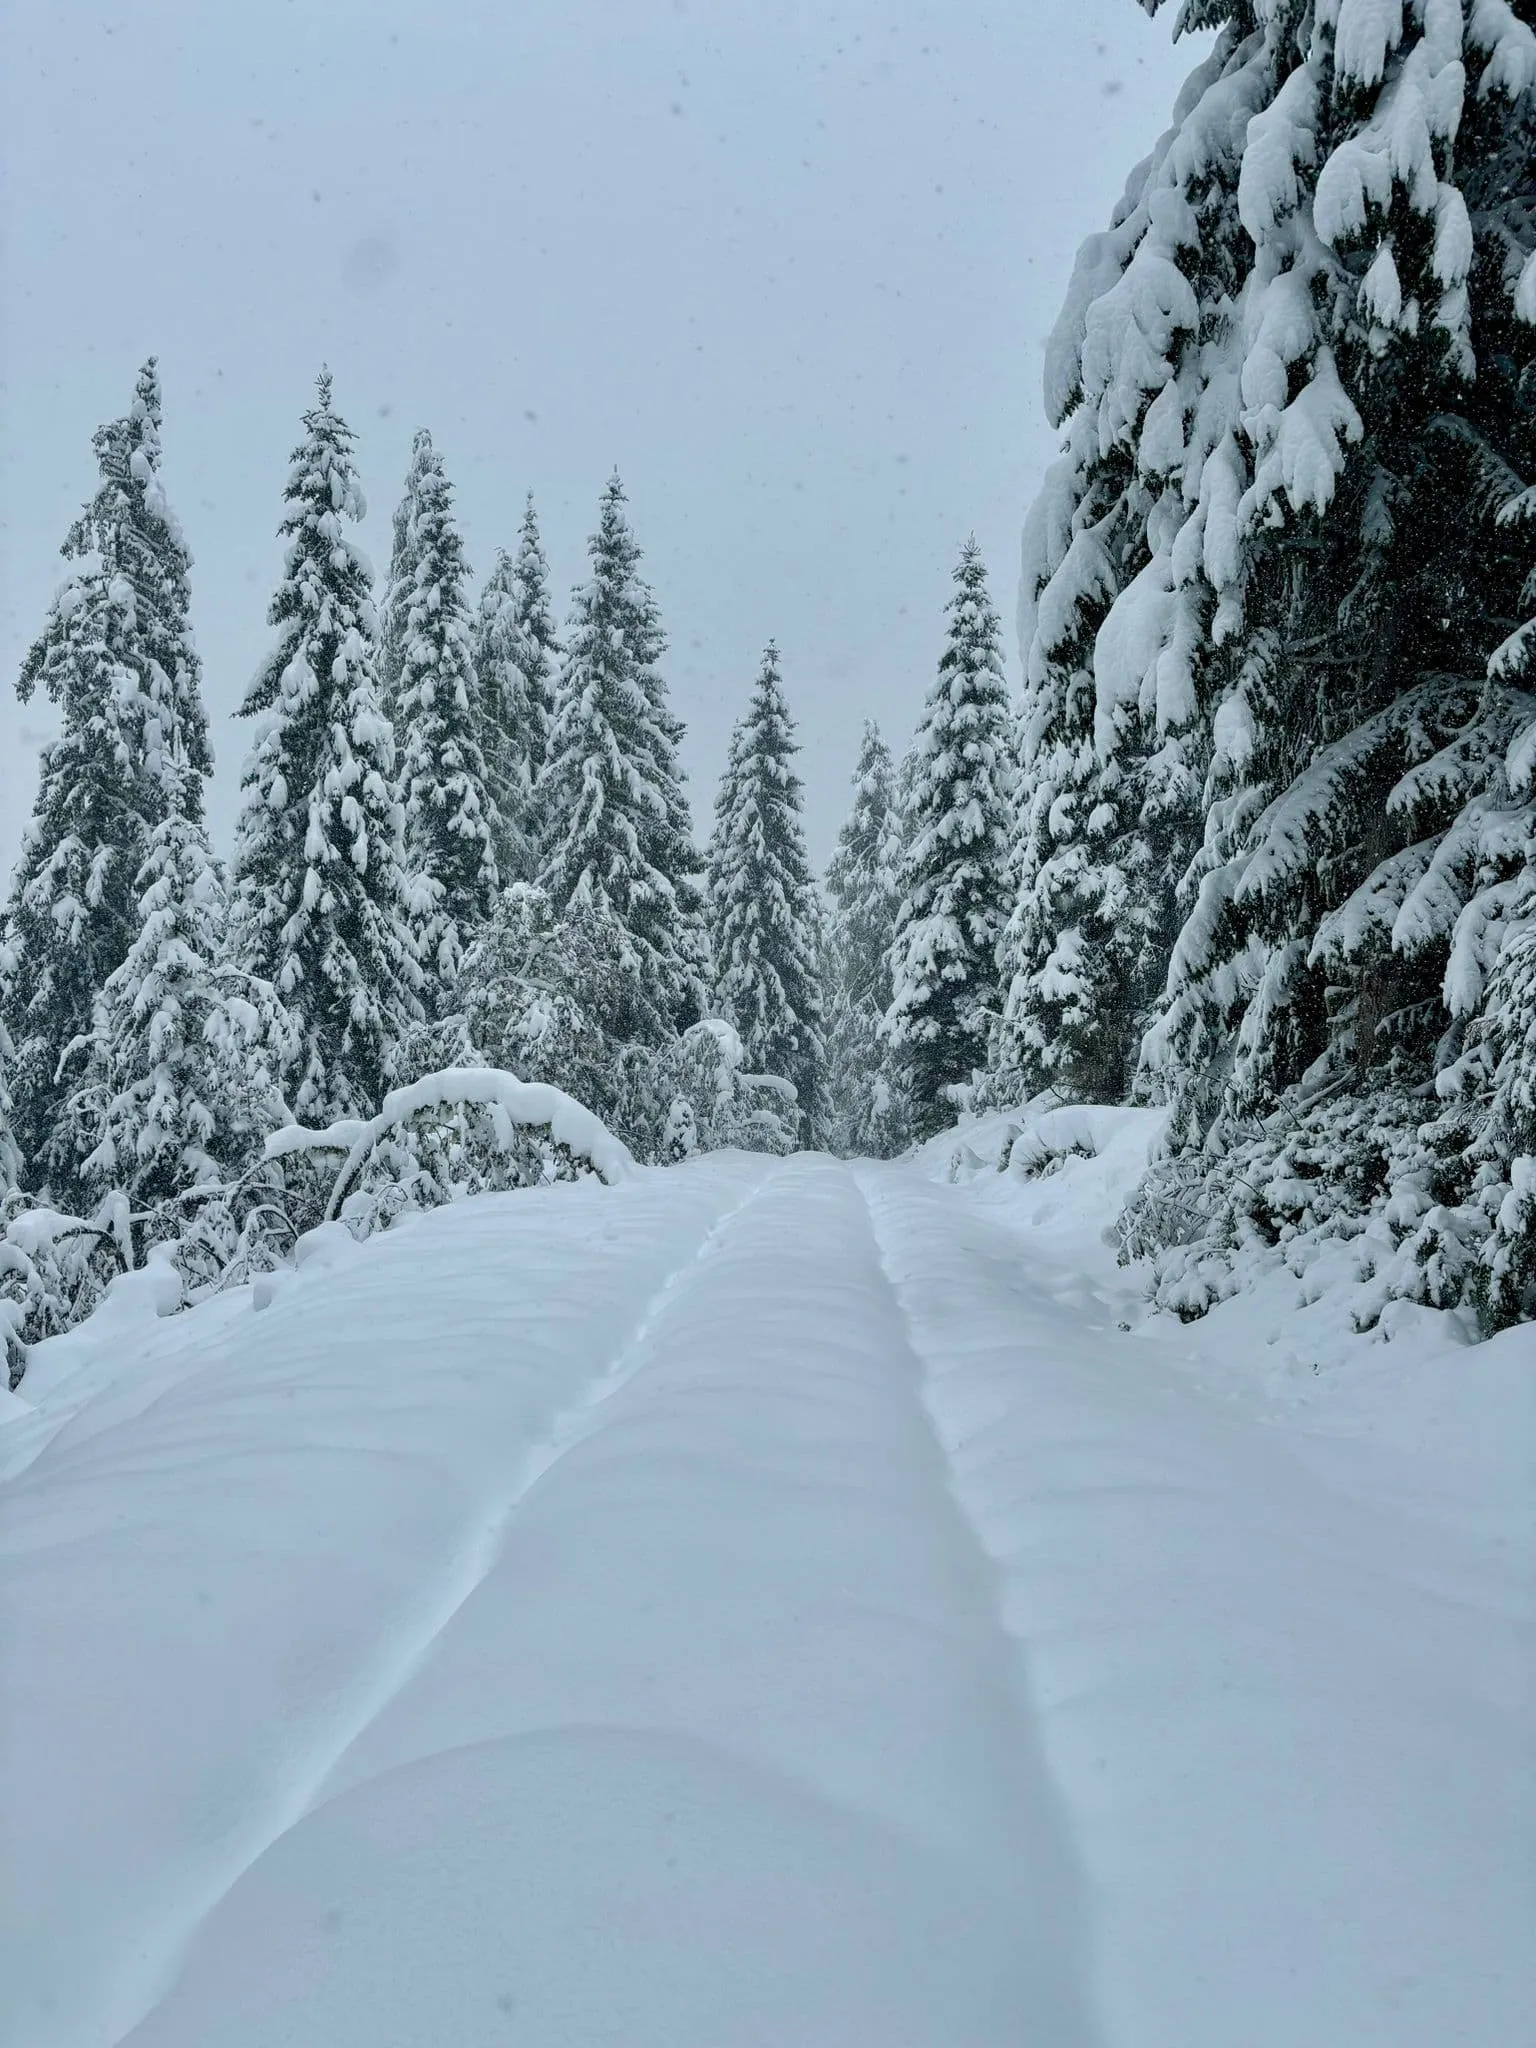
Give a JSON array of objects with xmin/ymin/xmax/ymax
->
[{"xmin": 263, "ymin": 1066, "xmax": 637, "ymax": 1224}]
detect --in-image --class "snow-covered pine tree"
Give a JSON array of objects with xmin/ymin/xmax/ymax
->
[
  {"xmin": 828, "ymin": 721, "xmax": 903, "ymax": 1015},
  {"xmin": 74, "ymin": 760, "xmax": 291, "ymax": 1211},
  {"xmin": 888, "ymin": 539, "xmax": 1014, "ymax": 1139},
  {"xmin": 707, "ymin": 642, "xmax": 825, "ymax": 1140},
  {"xmin": 230, "ymin": 371, "xmax": 422, "ymax": 1123},
  {"xmin": 539, "ymin": 474, "xmax": 706, "ymax": 1033},
  {"xmin": 1036, "ymin": 0, "xmax": 1536, "ymax": 1328},
  {"xmin": 823, "ymin": 720, "xmax": 909, "ymax": 1155},
  {"xmin": 377, "ymin": 428, "xmax": 435, "ymax": 725},
  {"xmin": 1467, "ymin": 441, "xmax": 1536, "ymax": 1326},
  {"xmin": 1, "ymin": 360, "xmax": 213, "ymax": 1200},
  {"xmin": 993, "ymin": 14, "xmax": 1269, "ymax": 1107},
  {"xmin": 393, "ymin": 433, "xmax": 500, "ymax": 1014},
  {"xmin": 471, "ymin": 495, "xmax": 560, "ymax": 882}
]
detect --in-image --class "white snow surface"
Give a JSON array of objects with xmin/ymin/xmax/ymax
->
[{"xmin": 2, "ymin": 1125, "xmax": 1531, "ymax": 2048}]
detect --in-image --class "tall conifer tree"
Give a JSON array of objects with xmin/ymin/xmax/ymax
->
[
  {"xmin": 887, "ymin": 539, "xmax": 1014, "ymax": 1139},
  {"xmin": 471, "ymin": 495, "xmax": 560, "ymax": 881},
  {"xmin": 377, "ymin": 428, "xmax": 435, "ymax": 725},
  {"xmin": 540, "ymin": 475, "xmax": 705, "ymax": 1032},
  {"xmin": 823, "ymin": 721, "xmax": 908, "ymax": 1155},
  {"xmin": 707, "ymin": 643, "xmax": 824, "ymax": 1139},
  {"xmin": 2, "ymin": 360, "xmax": 211, "ymax": 1197},
  {"xmin": 76, "ymin": 762, "xmax": 289, "ymax": 1208},
  {"xmin": 230, "ymin": 371, "xmax": 421, "ymax": 1122},
  {"xmin": 1011, "ymin": 0, "xmax": 1536, "ymax": 1326},
  {"xmin": 394, "ymin": 433, "xmax": 500, "ymax": 1013}
]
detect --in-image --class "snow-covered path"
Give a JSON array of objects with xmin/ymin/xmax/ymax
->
[{"xmin": 2, "ymin": 1147, "xmax": 1531, "ymax": 2047}]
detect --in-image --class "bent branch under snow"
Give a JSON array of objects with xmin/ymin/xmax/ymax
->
[{"xmin": 263, "ymin": 1066, "xmax": 638, "ymax": 1223}]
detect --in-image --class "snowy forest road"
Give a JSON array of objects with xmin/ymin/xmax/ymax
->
[{"xmin": 2, "ymin": 1150, "xmax": 1530, "ymax": 2048}]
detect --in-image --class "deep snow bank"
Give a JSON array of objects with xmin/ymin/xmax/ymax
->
[{"xmin": 1, "ymin": 1134, "xmax": 1530, "ymax": 2048}]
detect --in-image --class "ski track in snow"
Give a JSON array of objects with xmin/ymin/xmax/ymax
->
[
  {"xmin": 97, "ymin": 1165, "xmax": 779, "ymax": 2048},
  {"xmin": 1, "ymin": 1142, "xmax": 1530, "ymax": 2048}
]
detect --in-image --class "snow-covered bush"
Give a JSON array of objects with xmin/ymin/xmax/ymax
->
[
  {"xmin": 0, "ymin": 1192, "xmax": 132, "ymax": 1387},
  {"xmin": 0, "ymin": 1067, "xmax": 638, "ymax": 1386},
  {"xmin": 1005, "ymin": 1110, "xmax": 1100, "ymax": 1180},
  {"xmin": 264, "ymin": 1067, "xmax": 634, "ymax": 1246}
]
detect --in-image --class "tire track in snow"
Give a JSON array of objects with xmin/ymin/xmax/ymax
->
[
  {"xmin": 102, "ymin": 1163, "xmax": 780, "ymax": 2048},
  {"xmin": 850, "ymin": 1160, "xmax": 1106, "ymax": 2038}
]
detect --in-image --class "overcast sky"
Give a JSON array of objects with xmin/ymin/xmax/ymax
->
[{"xmin": 0, "ymin": 0, "xmax": 1203, "ymax": 872}]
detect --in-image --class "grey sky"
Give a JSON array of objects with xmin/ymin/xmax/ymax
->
[{"xmin": 0, "ymin": 0, "xmax": 1201, "ymax": 872}]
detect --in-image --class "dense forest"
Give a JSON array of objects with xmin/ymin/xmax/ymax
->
[{"xmin": 3, "ymin": 0, "xmax": 1533, "ymax": 1374}]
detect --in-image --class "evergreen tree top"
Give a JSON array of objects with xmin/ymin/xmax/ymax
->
[
  {"xmin": 576, "ymin": 474, "xmax": 666, "ymax": 666},
  {"xmin": 827, "ymin": 719, "xmax": 896, "ymax": 912},
  {"xmin": 474, "ymin": 495, "xmax": 559, "ymax": 700},
  {"xmin": 380, "ymin": 427, "xmax": 439, "ymax": 714},
  {"xmin": 723, "ymin": 642, "xmax": 804, "ymax": 810},
  {"xmin": 22, "ymin": 357, "xmax": 212, "ymax": 804},
  {"xmin": 244, "ymin": 372, "xmax": 375, "ymax": 720},
  {"xmin": 515, "ymin": 491, "xmax": 553, "ymax": 587},
  {"xmin": 826, "ymin": 718, "xmax": 901, "ymax": 1018},
  {"xmin": 907, "ymin": 538, "xmax": 1012, "ymax": 853},
  {"xmin": 398, "ymin": 435, "xmax": 473, "ymax": 652}
]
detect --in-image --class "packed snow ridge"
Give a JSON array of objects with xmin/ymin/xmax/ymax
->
[{"xmin": 3, "ymin": 1111, "xmax": 1529, "ymax": 2048}]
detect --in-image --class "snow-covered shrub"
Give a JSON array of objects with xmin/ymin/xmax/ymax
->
[
  {"xmin": 269, "ymin": 1068, "xmax": 634, "ymax": 1246},
  {"xmin": 1118, "ymin": 1082, "xmax": 1508, "ymax": 1331},
  {"xmin": 0, "ymin": 1068, "xmax": 637, "ymax": 1386},
  {"xmin": 1005, "ymin": 1109, "xmax": 1100, "ymax": 1180},
  {"xmin": 648, "ymin": 1020, "xmax": 798, "ymax": 1159},
  {"xmin": 0, "ymin": 1192, "xmax": 132, "ymax": 1387}
]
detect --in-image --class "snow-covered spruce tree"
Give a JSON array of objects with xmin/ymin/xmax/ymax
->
[
  {"xmin": 888, "ymin": 540, "xmax": 1014, "ymax": 1140},
  {"xmin": 823, "ymin": 720, "xmax": 909, "ymax": 1155},
  {"xmin": 393, "ymin": 433, "xmax": 500, "ymax": 1015},
  {"xmin": 377, "ymin": 428, "xmax": 435, "ymax": 725},
  {"xmin": 539, "ymin": 474, "xmax": 707, "ymax": 1033},
  {"xmin": 1047, "ymin": 0, "xmax": 1536, "ymax": 1327},
  {"xmin": 707, "ymin": 643, "xmax": 825, "ymax": 1141},
  {"xmin": 230, "ymin": 371, "xmax": 422, "ymax": 1123},
  {"xmin": 2, "ymin": 360, "xmax": 212, "ymax": 1200},
  {"xmin": 471, "ymin": 495, "xmax": 561, "ymax": 883},
  {"xmin": 1467, "ymin": 454, "xmax": 1536, "ymax": 1326},
  {"xmin": 993, "ymin": 13, "xmax": 1276, "ymax": 1108},
  {"xmin": 72, "ymin": 762, "xmax": 291, "ymax": 1214}
]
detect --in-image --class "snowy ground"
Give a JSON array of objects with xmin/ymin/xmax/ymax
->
[{"xmin": 2, "ymin": 1123, "xmax": 1531, "ymax": 2048}]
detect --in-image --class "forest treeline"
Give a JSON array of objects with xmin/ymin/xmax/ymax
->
[{"xmin": 3, "ymin": 0, "xmax": 1534, "ymax": 1365}]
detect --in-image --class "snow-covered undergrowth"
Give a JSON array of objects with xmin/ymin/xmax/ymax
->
[
  {"xmin": 931, "ymin": 1096, "xmax": 1490, "ymax": 1377},
  {"xmin": 2, "ymin": 1136, "xmax": 1528, "ymax": 2048},
  {"xmin": 0, "ymin": 1067, "xmax": 632, "ymax": 1388}
]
